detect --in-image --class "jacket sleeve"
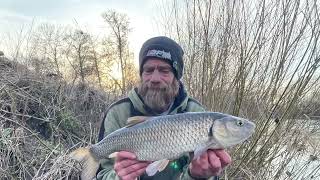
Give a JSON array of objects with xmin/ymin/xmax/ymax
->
[
  {"xmin": 180, "ymin": 166, "xmax": 208, "ymax": 180},
  {"xmin": 96, "ymin": 108, "xmax": 123, "ymax": 180},
  {"xmin": 96, "ymin": 158, "xmax": 119, "ymax": 180}
]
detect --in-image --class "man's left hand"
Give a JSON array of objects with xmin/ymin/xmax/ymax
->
[{"xmin": 189, "ymin": 149, "xmax": 231, "ymax": 178}]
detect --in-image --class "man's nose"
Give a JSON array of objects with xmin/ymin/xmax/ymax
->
[{"xmin": 150, "ymin": 70, "xmax": 161, "ymax": 82}]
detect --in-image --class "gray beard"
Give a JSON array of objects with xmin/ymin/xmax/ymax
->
[{"xmin": 137, "ymin": 79, "xmax": 179, "ymax": 114}]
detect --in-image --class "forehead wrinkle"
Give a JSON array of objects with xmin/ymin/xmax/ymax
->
[{"xmin": 143, "ymin": 64, "xmax": 172, "ymax": 69}]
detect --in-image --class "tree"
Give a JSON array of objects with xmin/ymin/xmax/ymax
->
[
  {"xmin": 29, "ymin": 23, "xmax": 66, "ymax": 76},
  {"xmin": 65, "ymin": 30, "xmax": 95, "ymax": 84},
  {"xmin": 102, "ymin": 10, "xmax": 134, "ymax": 95}
]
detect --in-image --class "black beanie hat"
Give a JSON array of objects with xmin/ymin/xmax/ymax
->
[{"xmin": 139, "ymin": 36, "xmax": 184, "ymax": 79}]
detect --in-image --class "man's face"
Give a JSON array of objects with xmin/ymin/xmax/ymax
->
[
  {"xmin": 141, "ymin": 58, "xmax": 175, "ymax": 87},
  {"xmin": 138, "ymin": 58, "xmax": 179, "ymax": 113}
]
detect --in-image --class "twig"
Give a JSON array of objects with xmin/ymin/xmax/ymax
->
[
  {"xmin": 0, "ymin": 109, "xmax": 51, "ymax": 122},
  {"xmin": 34, "ymin": 144, "xmax": 60, "ymax": 177},
  {"xmin": 1, "ymin": 115, "xmax": 54, "ymax": 151}
]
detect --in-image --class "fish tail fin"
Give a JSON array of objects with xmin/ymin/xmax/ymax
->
[{"xmin": 69, "ymin": 147, "xmax": 99, "ymax": 180}]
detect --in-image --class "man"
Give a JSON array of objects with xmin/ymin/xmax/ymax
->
[{"xmin": 96, "ymin": 36, "xmax": 231, "ymax": 180}]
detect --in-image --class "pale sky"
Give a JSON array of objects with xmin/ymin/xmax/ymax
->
[{"xmin": 0, "ymin": 0, "xmax": 164, "ymax": 62}]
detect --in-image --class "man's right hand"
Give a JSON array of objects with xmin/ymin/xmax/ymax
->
[{"xmin": 114, "ymin": 151, "xmax": 151, "ymax": 180}]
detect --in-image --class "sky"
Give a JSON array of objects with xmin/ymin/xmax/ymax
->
[{"xmin": 0, "ymin": 0, "xmax": 163, "ymax": 62}]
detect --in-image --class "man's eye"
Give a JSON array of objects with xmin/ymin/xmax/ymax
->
[
  {"xmin": 159, "ymin": 68, "xmax": 171, "ymax": 73},
  {"xmin": 160, "ymin": 70, "xmax": 170, "ymax": 73},
  {"xmin": 144, "ymin": 69, "xmax": 154, "ymax": 73}
]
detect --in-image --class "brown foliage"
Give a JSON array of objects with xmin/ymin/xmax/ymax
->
[{"xmin": 0, "ymin": 57, "xmax": 110, "ymax": 179}]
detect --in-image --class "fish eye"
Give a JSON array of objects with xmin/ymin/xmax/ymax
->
[{"xmin": 236, "ymin": 120, "xmax": 244, "ymax": 127}]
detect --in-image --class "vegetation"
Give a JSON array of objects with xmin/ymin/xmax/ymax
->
[
  {"xmin": 158, "ymin": 0, "xmax": 320, "ymax": 179},
  {"xmin": 1, "ymin": 0, "xmax": 320, "ymax": 179}
]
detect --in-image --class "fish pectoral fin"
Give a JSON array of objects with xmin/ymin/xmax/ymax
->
[
  {"xmin": 158, "ymin": 159, "xmax": 170, "ymax": 172},
  {"xmin": 108, "ymin": 152, "xmax": 119, "ymax": 159},
  {"xmin": 194, "ymin": 145, "xmax": 210, "ymax": 160},
  {"xmin": 146, "ymin": 159, "xmax": 170, "ymax": 176},
  {"xmin": 126, "ymin": 116, "xmax": 150, "ymax": 127}
]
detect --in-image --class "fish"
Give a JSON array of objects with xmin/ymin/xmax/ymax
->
[{"xmin": 69, "ymin": 112, "xmax": 256, "ymax": 180}]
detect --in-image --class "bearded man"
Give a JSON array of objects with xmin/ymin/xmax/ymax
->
[{"xmin": 96, "ymin": 36, "xmax": 231, "ymax": 180}]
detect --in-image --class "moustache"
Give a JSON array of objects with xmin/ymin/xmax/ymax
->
[{"xmin": 147, "ymin": 84, "xmax": 168, "ymax": 90}]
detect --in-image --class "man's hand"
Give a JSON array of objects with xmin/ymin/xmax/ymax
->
[
  {"xmin": 113, "ymin": 151, "xmax": 151, "ymax": 180},
  {"xmin": 189, "ymin": 149, "xmax": 231, "ymax": 178}
]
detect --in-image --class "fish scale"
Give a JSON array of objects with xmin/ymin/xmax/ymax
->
[{"xmin": 91, "ymin": 112, "xmax": 254, "ymax": 161}]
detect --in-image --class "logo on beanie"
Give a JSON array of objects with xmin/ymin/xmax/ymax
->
[
  {"xmin": 146, "ymin": 49, "xmax": 172, "ymax": 60},
  {"xmin": 172, "ymin": 61, "xmax": 178, "ymax": 70}
]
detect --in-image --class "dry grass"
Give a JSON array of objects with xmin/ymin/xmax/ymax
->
[{"xmin": 0, "ymin": 57, "xmax": 108, "ymax": 180}]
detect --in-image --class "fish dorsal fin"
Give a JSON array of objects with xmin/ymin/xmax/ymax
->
[{"xmin": 126, "ymin": 116, "xmax": 150, "ymax": 127}]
